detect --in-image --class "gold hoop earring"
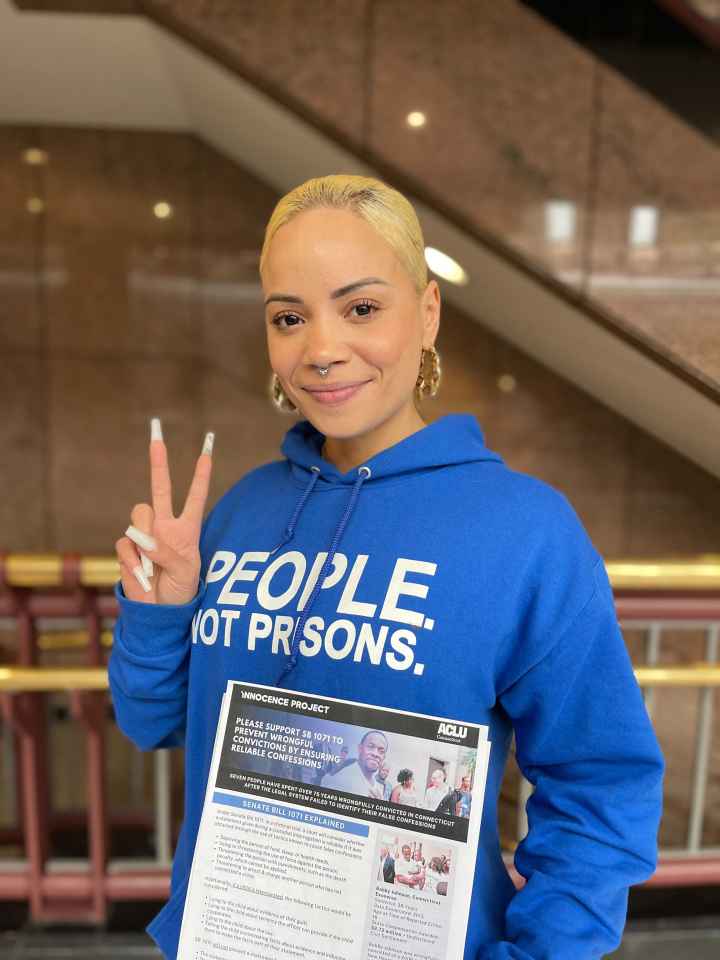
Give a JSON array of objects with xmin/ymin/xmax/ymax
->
[
  {"xmin": 269, "ymin": 372, "xmax": 299, "ymax": 414},
  {"xmin": 415, "ymin": 345, "xmax": 441, "ymax": 399}
]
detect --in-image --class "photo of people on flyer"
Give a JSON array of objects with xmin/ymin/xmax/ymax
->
[
  {"xmin": 224, "ymin": 702, "xmax": 477, "ymax": 820},
  {"xmin": 377, "ymin": 834, "xmax": 453, "ymax": 898}
]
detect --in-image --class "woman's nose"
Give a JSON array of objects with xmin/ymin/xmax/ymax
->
[{"xmin": 302, "ymin": 316, "xmax": 348, "ymax": 367}]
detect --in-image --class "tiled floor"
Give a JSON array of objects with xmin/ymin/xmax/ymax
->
[
  {"xmin": 0, "ymin": 933, "xmax": 160, "ymax": 959},
  {"xmin": 611, "ymin": 927, "xmax": 720, "ymax": 959},
  {"xmin": 2, "ymin": 927, "xmax": 720, "ymax": 958}
]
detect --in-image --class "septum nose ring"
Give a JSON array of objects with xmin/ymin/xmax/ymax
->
[{"xmin": 316, "ymin": 365, "xmax": 329, "ymax": 376}]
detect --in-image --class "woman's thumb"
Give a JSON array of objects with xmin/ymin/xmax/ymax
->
[{"xmin": 128, "ymin": 503, "xmax": 156, "ymax": 579}]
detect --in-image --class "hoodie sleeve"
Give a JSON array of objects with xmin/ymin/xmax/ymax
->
[
  {"xmin": 108, "ymin": 578, "xmax": 207, "ymax": 750},
  {"xmin": 108, "ymin": 510, "xmax": 216, "ymax": 751},
  {"xmin": 481, "ymin": 556, "xmax": 664, "ymax": 960}
]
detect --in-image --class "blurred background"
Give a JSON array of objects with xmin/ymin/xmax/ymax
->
[{"xmin": 0, "ymin": 1, "xmax": 719, "ymax": 956}]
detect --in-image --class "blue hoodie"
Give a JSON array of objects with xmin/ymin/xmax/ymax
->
[{"xmin": 109, "ymin": 413, "xmax": 664, "ymax": 959}]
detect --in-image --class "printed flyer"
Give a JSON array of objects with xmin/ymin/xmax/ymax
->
[{"xmin": 177, "ymin": 682, "xmax": 491, "ymax": 960}]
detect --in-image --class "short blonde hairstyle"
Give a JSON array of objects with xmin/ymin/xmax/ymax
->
[{"xmin": 259, "ymin": 173, "xmax": 428, "ymax": 297}]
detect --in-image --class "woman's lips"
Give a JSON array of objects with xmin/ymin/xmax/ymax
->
[{"xmin": 304, "ymin": 381, "xmax": 369, "ymax": 405}]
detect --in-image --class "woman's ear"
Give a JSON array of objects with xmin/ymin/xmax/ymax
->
[{"xmin": 421, "ymin": 279, "xmax": 441, "ymax": 347}]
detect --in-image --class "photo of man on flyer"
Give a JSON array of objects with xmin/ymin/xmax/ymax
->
[
  {"xmin": 394, "ymin": 841, "xmax": 424, "ymax": 888},
  {"xmin": 321, "ymin": 729, "xmax": 388, "ymax": 800}
]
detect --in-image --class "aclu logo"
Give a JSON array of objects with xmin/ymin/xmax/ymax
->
[{"xmin": 437, "ymin": 721, "xmax": 467, "ymax": 740}]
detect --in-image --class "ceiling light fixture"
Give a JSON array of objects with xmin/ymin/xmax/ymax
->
[{"xmin": 425, "ymin": 247, "xmax": 468, "ymax": 285}]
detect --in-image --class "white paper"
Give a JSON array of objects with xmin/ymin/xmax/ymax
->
[{"xmin": 178, "ymin": 682, "xmax": 491, "ymax": 960}]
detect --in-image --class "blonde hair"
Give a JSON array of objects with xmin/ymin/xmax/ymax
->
[{"xmin": 259, "ymin": 173, "xmax": 428, "ymax": 297}]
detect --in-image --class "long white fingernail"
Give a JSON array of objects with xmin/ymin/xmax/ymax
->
[
  {"xmin": 150, "ymin": 417, "xmax": 163, "ymax": 442},
  {"xmin": 202, "ymin": 431, "xmax": 215, "ymax": 457},
  {"xmin": 126, "ymin": 525, "xmax": 158, "ymax": 552},
  {"xmin": 132, "ymin": 564, "xmax": 152, "ymax": 592},
  {"xmin": 140, "ymin": 551, "xmax": 154, "ymax": 578}
]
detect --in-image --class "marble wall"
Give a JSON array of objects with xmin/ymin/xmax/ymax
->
[
  {"xmin": 3, "ymin": 0, "xmax": 720, "ymax": 863},
  {"xmin": 0, "ymin": 112, "xmax": 718, "ymax": 850},
  {"xmin": 1, "ymin": 123, "xmax": 718, "ymax": 560}
]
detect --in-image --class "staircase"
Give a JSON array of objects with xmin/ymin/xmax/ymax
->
[{"xmin": 3, "ymin": 0, "xmax": 720, "ymax": 476}]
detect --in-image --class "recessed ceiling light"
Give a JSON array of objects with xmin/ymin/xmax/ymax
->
[
  {"xmin": 406, "ymin": 111, "xmax": 427, "ymax": 128},
  {"xmin": 23, "ymin": 148, "xmax": 48, "ymax": 166},
  {"xmin": 26, "ymin": 196, "xmax": 45, "ymax": 214},
  {"xmin": 425, "ymin": 247, "xmax": 468, "ymax": 285},
  {"xmin": 153, "ymin": 201, "xmax": 173, "ymax": 220}
]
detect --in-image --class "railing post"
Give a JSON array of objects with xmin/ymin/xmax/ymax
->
[
  {"xmin": 1, "ymin": 717, "xmax": 16, "ymax": 828},
  {"xmin": 73, "ymin": 589, "xmax": 109, "ymax": 923},
  {"xmin": 1, "ymin": 691, "xmax": 49, "ymax": 921},
  {"xmin": 13, "ymin": 591, "xmax": 50, "ymax": 922},
  {"xmin": 687, "ymin": 624, "xmax": 719, "ymax": 853},
  {"xmin": 130, "ymin": 749, "xmax": 146, "ymax": 807},
  {"xmin": 70, "ymin": 689, "xmax": 108, "ymax": 924},
  {"xmin": 643, "ymin": 622, "xmax": 662, "ymax": 719},
  {"xmin": 154, "ymin": 749, "xmax": 172, "ymax": 866}
]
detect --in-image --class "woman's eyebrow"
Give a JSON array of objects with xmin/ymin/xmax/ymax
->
[{"xmin": 264, "ymin": 276, "xmax": 391, "ymax": 307}]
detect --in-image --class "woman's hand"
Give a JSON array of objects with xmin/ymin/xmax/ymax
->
[{"xmin": 115, "ymin": 419, "xmax": 215, "ymax": 606}]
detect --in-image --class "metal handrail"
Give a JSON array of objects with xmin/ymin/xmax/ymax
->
[
  {"xmin": 634, "ymin": 664, "xmax": 720, "ymax": 686},
  {"xmin": 608, "ymin": 557, "xmax": 720, "ymax": 591},
  {"xmin": 2, "ymin": 553, "xmax": 720, "ymax": 590},
  {"xmin": 37, "ymin": 631, "xmax": 114, "ymax": 651},
  {"xmin": 0, "ymin": 666, "xmax": 108, "ymax": 692},
  {"xmin": 1, "ymin": 554, "xmax": 120, "ymax": 588},
  {"xmin": 1, "ymin": 663, "xmax": 719, "ymax": 693}
]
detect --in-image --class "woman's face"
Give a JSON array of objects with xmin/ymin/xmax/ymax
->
[{"xmin": 261, "ymin": 207, "xmax": 440, "ymax": 441}]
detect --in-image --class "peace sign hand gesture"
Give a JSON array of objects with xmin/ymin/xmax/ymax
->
[{"xmin": 115, "ymin": 418, "xmax": 214, "ymax": 606}]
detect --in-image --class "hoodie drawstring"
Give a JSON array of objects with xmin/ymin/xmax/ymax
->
[
  {"xmin": 267, "ymin": 466, "xmax": 321, "ymax": 556},
  {"xmin": 275, "ymin": 464, "xmax": 372, "ymax": 687}
]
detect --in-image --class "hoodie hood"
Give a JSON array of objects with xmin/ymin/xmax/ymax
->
[
  {"xmin": 281, "ymin": 413, "xmax": 503, "ymax": 486},
  {"xmin": 273, "ymin": 414, "xmax": 503, "ymax": 686}
]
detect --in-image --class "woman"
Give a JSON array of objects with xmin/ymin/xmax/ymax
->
[
  {"xmin": 109, "ymin": 174, "xmax": 664, "ymax": 959},
  {"xmin": 389, "ymin": 768, "xmax": 419, "ymax": 807}
]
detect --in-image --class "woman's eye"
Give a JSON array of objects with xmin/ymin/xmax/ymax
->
[
  {"xmin": 271, "ymin": 312, "xmax": 303, "ymax": 330},
  {"xmin": 270, "ymin": 300, "xmax": 378, "ymax": 330},
  {"xmin": 351, "ymin": 300, "xmax": 379, "ymax": 319}
]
